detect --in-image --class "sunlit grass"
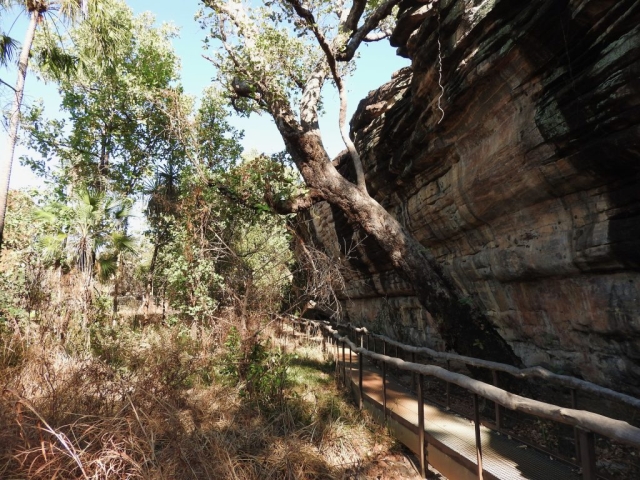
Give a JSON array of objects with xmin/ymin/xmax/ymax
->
[{"xmin": 0, "ymin": 320, "xmax": 414, "ymax": 479}]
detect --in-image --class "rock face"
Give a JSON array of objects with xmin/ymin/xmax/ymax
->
[{"xmin": 301, "ymin": 0, "xmax": 640, "ymax": 394}]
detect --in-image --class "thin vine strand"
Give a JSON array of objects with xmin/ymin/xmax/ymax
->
[{"xmin": 436, "ymin": 0, "xmax": 445, "ymax": 124}]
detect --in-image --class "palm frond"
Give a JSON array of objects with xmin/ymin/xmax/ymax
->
[
  {"xmin": 56, "ymin": 0, "xmax": 86, "ymax": 21},
  {"xmin": 95, "ymin": 253, "xmax": 118, "ymax": 282},
  {"xmin": 0, "ymin": 33, "xmax": 19, "ymax": 67},
  {"xmin": 34, "ymin": 43, "xmax": 78, "ymax": 78},
  {"xmin": 34, "ymin": 208, "xmax": 59, "ymax": 224},
  {"xmin": 39, "ymin": 232, "xmax": 68, "ymax": 263},
  {"xmin": 106, "ymin": 197, "xmax": 131, "ymax": 223},
  {"xmin": 109, "ymin": 231, "xmax": 137, "ymax": 255}
]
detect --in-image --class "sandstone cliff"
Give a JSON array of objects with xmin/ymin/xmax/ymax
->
[{"xmin": 300, "ymin": 0, "xmax": 640, "ymax": 395}]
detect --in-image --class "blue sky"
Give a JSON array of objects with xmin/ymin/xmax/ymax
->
[{"xmin": 1, "ymin": 0, "xmax": 409, "ymax": 189}]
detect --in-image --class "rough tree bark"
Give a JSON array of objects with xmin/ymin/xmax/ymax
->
[{"xmin": 278, "ymin": 120, "xmax": 520, "ymax": 365}]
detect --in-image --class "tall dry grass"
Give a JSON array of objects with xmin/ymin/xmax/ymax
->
[{"xmin": 0, "ymin": 319, "xmax": 416, "ymax": 479}]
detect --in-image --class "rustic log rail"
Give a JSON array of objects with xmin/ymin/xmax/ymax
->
[
  {"xmin": 282, "ymin": 315, "xmax": 640, "ymax": 480},
  {"xmin": 343, "ymin": 323, "xmax": 640, "ymax": 411}
]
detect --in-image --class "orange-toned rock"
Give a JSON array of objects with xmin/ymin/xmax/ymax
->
[{"xmin": 303, "ymin": 0, "xmax": 640, "ymax": 394}]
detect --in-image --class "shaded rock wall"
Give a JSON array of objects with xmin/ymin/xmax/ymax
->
[{"xmin": 301, "ymin": 0, "xmax": 640, "ymax": 394}]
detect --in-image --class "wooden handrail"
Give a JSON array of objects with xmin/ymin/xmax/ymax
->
[
  {"xmin": 328, "ymin": 320, "xmax": 640, "ymax": 411},
  {"xmin": 285, "ymin": 316, "xmax": 640, "ymax": 449}
]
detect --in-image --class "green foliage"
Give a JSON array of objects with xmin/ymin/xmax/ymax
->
[
  {"xmin": 198, "ymin": 0, "xmax": 323, "ymax": 116},
  {"xmin": 37, "ymin": 186, "xmax": 135, "ymax": 279},
  {"xmin": 0, "ymin": 32, "xmax": 18, "ymax": 66},
  {"xmin": 199, "ymin": 0, "xmax": 396, "ymax": 118},
  {"xmin": 196, "ymin": 86, "xmax": 245, "ymax": 171},
  {"xmin": 151, "ymin": 122, "xmax": 295, "ymax": 326},
  {"xmin": 159, "ymin": 227, "xmax": 225, "ymax": 320},
  {"xmin": 4, "ymin": 1, "xmax": 309, "ymax": 366},
  {"xmin": 0, "ymin": 0, "xmax": 94, "ymax": 72},
  {"xmin": 221, "ymin": 327, "xmax": 292, "ymax": 410},
  {"xmin": 0, "ymin": 191, "xmax": 48, "ymax": 326},
  {"xmin": 21, "ymin": 0, "xmax": 184, "ymax": 198}
]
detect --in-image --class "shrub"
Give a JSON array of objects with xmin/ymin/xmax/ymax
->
[{"xmin": 221, "ymin": 327, "xmax": 291, "ymax": 410}]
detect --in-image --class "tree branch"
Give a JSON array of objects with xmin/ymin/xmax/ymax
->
[
  {"xmin": 283, "ymin": 0, "xmax": 336, "ymax": 70},
  {"xmin": 364, "ymin": 29, "xmax": 393, "ymax": 42},
  {"xmin": 0, "ymin": 77, "xmax": 16, "ymax": 92},
  {"xmin": 338, "ymin": 0, "xmax": 403, "ymax": 61},
  {"xmin": 299, "ymin": 61, "xmax": 327, "ymax": 131},
  {"xmin": 265, "ymin": 187, "xmax": 324, "ymax": 214},
  {"xmin": 335, "ymin": 75, "xmax": 368, "ymax": 194},
  {"xmin": 210, "ymin": 181, "xmax": 263, "ymax": 214},
  {"xmin": 204, "ymin": 1, "xmax": 300, "ymax": 130},
  {"xmin": 211, "ymin": 179, "xmax": 322, "ymax": 215},
  {"xmin": 284, "ymin": 0, "xmax": 369, "ymax": 194},
  {"xmin": 344, "ymin": 0, "xmax": 367, "ymax": 32}
]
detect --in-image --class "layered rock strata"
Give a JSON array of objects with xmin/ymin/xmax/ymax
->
[{"xmin": 301, "ymin": 0, "xmax": 640, "ymax": 394}]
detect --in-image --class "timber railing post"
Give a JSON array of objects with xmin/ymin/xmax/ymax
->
[
  {"xmin": 342, "ymin": 341, "xmax": 346, "ymax": 386},
  {"xmin": 474, "ymin": 394, "xmax": 484, "ymax": 480},
  {"xmin": 335, "ymin": 339, "xmax": 339, "ymax": 379},
  {"xmin": 578, "ymin": 428, "xmax": 597, "ymax": 480},
  {"xmin": 382, "ymin": 360, "xmax": 387, "ymax": 422},
  {"xmin": 418, "ymin": 373, "xmax": 426, "ymax": 478},
  {"xmin": 446, "ymin": 360, "xmax": 451, "ymax": 410},
  {"xmin": 357, "ymin": 334, "xmax": 363, "ymax": 408},
  {"xmin": 358, "ymin": 347, "xmax": 363, "ymax": 410},
  {"xmin": 411, "ymin": 351, "xmax": 417, "ymax": 392},
  {"xmin": 572, "ymin": 389, "xmax": 581, "ymax": 463},
  {"xmin": 349, "ymin": 345, "xmax": 353, "ymax": 389},
  {"xmin": 492, "ymin": 370, "xmax": 502, "ymax": 431}
]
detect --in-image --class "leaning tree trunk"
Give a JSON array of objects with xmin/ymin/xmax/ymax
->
[
  {"xmin": 0, "ymin": 10, "xmax": 39, "ymax": 252},
  {"xmin": 281, "ymin": 127, "xmax": 522, "ymax": 366}
]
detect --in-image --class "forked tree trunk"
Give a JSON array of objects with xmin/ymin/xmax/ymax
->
[
  {"xmin": 0, "ymin": 10, "xmax": 39, "ymax": 252},
  {"xmin": 281, "ymin": 127, "xmax": 521, "ymax": 366}
]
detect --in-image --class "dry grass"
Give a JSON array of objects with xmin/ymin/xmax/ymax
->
[{"xmin": 0, "ymin": 321, "xmax": 418, "ymax": 479}]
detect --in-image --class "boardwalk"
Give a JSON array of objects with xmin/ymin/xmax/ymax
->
[{"xmin": 337, "ymin": 346, "xmax": 580, "ymax": 480}]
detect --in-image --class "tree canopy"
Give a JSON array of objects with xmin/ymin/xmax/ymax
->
[
  {"xmin": 21, "ymin": 1, "xmax": 184, "ymax": 198},
  {"xmin": 0, "ymin": 0, "xmax": 130, "ymax": 249}
]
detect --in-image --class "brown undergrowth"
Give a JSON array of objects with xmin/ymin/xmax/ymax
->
[{"xmin": 0, "ymin": 320, "xmax": 418, "ymax": 479}]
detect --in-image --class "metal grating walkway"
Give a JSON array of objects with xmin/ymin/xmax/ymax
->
[{"xmin": 340, "ymin": 350, "xmax": 580, "ymax": 480}]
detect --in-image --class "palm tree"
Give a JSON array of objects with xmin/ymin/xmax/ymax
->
[
  {"xmin": 0, "ymin": 0, "xmax": 89, "ymax": 252},
  {"xmin": 141, "ymin": 161, "xmax": 181, "ymax": 319},
  {"xmin": 0, "ymin": 1, "xmax": 20, "ymax": 73},
  {"xmin": 38, "ymin": 186, "xmax": 135, "ymax": 321},
  {"xmin": 67, "ymin": 188, "xmax": 134, "ymax": 318}
]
